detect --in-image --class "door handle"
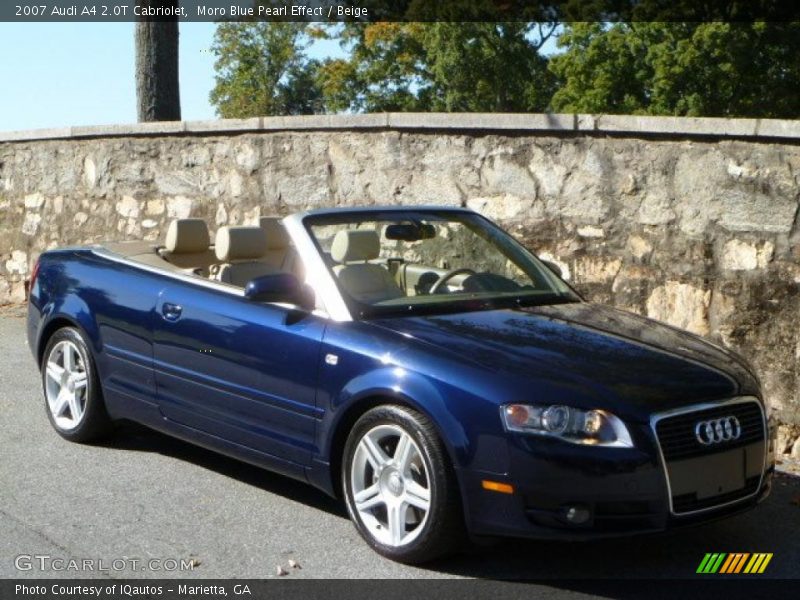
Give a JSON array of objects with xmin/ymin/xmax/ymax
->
[{"xmin": 161, "ymin": 302, "xmax": 183, "ymax": 322}]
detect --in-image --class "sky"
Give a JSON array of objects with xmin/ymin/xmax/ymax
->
[
  {"xmin": 0, "ymin": 23, "xmax": 212, "ymax": 131},
  {"xmin": 0, "ymin": 22, "xmax": 344, "ymax": 132},
  {"xmin": 0, "ymin": 23, "xmax": 557, "ymax": 133}
]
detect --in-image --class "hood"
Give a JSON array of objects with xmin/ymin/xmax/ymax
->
[{"xmin": 372, "ymin": 302, "xmax": 759, "ymax": 417}]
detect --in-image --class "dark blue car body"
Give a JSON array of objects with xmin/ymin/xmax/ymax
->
[{"xmin": 27, "ymin": 208, "xmax": 776, "ymax": 541}]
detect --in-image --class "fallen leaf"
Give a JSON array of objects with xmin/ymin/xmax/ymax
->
[
  {"xmin": 288, "ymin": 559, "xmax": 301, "ymax": 569},
  {"xmin": 276, "ymin": 565, "xmax": 288, "ymax": 576}
]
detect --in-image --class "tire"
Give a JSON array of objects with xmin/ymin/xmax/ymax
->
[
  {"xmin": 41, "ymin": 327, "xmax": 112, "ymax": 443},
  {"xmin": 342, "ymin": 404, "xmax": 465, "ymax": 563}
]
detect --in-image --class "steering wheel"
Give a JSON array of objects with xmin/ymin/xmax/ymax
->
[{"xmin": 429, "ymin": 268, "xmax": 477, "ymax": 294}]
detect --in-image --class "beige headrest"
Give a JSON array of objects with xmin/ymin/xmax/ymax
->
[
  {"xmin": 331, "ymin": 230, "xmax": 380, "ymax": 263},
  {"xmin": 165, "ymin": 219, "xmax": 210, "ymax": 254},
  {"xmin": 215, "ymin": 226, "xmax": 268, "ymax": 262},
  {"xmin": 259, "ymin": 216, "xmax": 290, "ymax": 250}
]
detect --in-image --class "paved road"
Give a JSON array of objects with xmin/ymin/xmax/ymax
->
[{"xmin": 1, "ymin": 308, "xmax": 799, "ymax": 582}]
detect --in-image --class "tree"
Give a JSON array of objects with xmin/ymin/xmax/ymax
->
[
  {"xmin": 210, "ymin": 22, "xmax": 324, "ymax": 118},
  {"xmin": 420, "ymin": 23, "xmax": 556, "ymax": 112},
  {"xmin": 209, "ymin": 21, "xmax": 800, "ymax": 119},
  {"xmin": 549, "ymin": 22, "xmax": 800, "ymax": 118},
  {"xmin": 318, "ymin": 22, "xmax": 557, "ymax": 113},
  {"xmin": 135, "ymin": 1, "xmax": 181, "ymax": 122},
  {"xmin": 318, "ymin": 23, "xmax": 429, "ymax": 113},
  {"xmin": 209, "ymin": 22, "xmax": 556, "ymax": 117}
]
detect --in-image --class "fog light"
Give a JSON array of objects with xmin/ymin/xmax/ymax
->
[{"xmin": 562, "ymin": 504, "xmax": 591, "ymax": 525}]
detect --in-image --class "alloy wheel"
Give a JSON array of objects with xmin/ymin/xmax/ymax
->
[
  {"xmin": 44, "ymin": 340, "xmax": 88, "ymax": 431},
  {"xmin": 350, "ymin": 424, "xmax": 432, "ymax": 547}
]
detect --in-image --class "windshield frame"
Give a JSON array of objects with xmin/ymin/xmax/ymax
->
[{"xmin": 300, "ymin": 207, "xmax": 582, "ymax": 320}]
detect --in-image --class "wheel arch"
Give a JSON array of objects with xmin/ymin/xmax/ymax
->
[
  {"xmin": 36, "ymin": 299, "xmax": 102, "ymax": 368},
  {"xmin": 324, "ymin": 383, "xmax": 467, "ymax": 499},
  {"xmin": 37, "ymin": 315, "xmax": 84, "ymax": 366}
]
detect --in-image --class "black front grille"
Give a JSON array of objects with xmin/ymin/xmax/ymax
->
[{"xmin": 655, "ymin": 401, "xmax": 765, "ymax": 461}]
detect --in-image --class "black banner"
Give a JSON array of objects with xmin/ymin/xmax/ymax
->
[
  {"xmin": 2, "ymin": 579, "xmax": 799, "ymax": 600},
  {"xmin": 3, "ymin": 0, "xmax": 800, "ymax": 23}
]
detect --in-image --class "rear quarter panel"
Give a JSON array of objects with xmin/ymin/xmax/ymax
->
[{"xmin": 28, "ymin": 248, "xmax": 164, "ymax": 418}]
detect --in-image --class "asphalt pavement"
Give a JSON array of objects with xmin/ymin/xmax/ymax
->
[{"xmin": 1, "ymin": 305, "xmax": 799, "ymax": 583}]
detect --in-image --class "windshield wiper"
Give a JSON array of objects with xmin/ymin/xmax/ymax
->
[{"xmin": 358, "ymin": 292, "xmax": 579, "ymax": 319}]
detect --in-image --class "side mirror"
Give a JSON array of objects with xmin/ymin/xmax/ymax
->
[
  {"xmin": 542, "ymin": 260, "xmax": 563, "ymax": 278},
  {"xmin": 245, "ymin": 273, "xmax": 315, "ymax": 311}
]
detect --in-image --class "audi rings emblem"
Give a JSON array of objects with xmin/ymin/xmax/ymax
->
[{"xmin": 694, "ymin": 416, "xmax": 742, "ymax": 445}]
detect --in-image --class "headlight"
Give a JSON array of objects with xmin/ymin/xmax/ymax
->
[{"xmin": 501, "ymin": 404, "xmax": 634, "ymax": 448}]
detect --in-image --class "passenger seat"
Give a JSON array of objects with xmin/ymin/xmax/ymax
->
[
  {"xmin": 213, "ymin": 226, "xmax": 279, "ymax": 287},
  {"xmin": 161, "ymin": 219, "xmax": 216, "ymax": 276}
]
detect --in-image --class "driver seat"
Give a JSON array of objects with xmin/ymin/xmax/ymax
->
[{"xmin": 331, "ymin": 230, "xmax": 403, "ymax": 303}]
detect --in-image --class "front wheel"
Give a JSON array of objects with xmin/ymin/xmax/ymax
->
[
  {"xmin": 342, "ymin": 405, "xmax": 465, "ymax": 563},
  {"xmin": 41, "ymin": 327, "xmax": 112, "ymax": 442}
]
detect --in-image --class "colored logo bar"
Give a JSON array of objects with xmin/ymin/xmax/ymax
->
[{"xmin": 697, "ymin": 553, "xmax": 773, "ymax": 574}]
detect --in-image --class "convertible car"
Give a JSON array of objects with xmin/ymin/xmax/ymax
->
[{"xmin": 27, "ymin": 206, "xmax": 775, "ymax": 563}]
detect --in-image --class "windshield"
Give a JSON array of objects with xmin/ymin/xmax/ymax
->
[{"xmin": 305, "ymin": 210, "xmax": 580, "ymax": 318}]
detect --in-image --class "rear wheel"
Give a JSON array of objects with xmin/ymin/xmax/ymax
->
[
  {"xmin": 41, "ymin": 327, "xmax": 112, "ymax": 442},
  {"xmin": 342, "ymin": 405, "xmax": 465, "ymax": 563}
]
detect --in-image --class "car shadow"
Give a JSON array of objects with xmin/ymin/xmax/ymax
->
[
  {"xmin": 93, "ymin": 425, "xmax": 799, "ymax": 581},
  {"xmin": 96, "ymin": 422, "xmax": 346, "ymax": 519}
]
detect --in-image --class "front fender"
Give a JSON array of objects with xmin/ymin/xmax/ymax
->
[
  {"xmin": 310, "ymin": 350, "xmax": 512, "ymax": 497},
  {"xmin": 333, "ymin": 366, "xmax": 470, "ymax": 465}
]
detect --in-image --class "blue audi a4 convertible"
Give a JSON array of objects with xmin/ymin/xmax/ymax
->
[{"xmin": 27, "ymin": 206, "xmax": 775, "ymax": 563}]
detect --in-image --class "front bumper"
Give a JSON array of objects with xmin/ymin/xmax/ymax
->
[{"xmin": 459, "ymin": 412, "xmax": 776, "ymax": 541}]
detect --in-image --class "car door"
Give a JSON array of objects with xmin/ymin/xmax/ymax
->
[{"xmin": 151, "ymin": 278, "xmax": 326, "ymax": 467}]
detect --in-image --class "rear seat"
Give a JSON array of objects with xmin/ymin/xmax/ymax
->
[
  {"xmin": 212, "ymin": 226, "xmax": 280, "ymax": 287},
  {"xmin": 160, "ymin": 219, "xmax": 217, "ymax": 277},
  {"xmin": 125, "ymin": 217, "xmax": 304, "ymax": 286}
]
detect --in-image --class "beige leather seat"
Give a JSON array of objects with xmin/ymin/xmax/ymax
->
[
  {"xmin": 331, "ymin": 230, "xmax": 403, "ymax": 303},
  {"xmin": 259, "ymin": 216, "xmax": 305, "ymax": 280},
  {"xmin": 161, "ymin": 219, "xmax": 216, "ymax": 276},
  {"xmin": 259, "ymin": 217, "xmax": 291, "ymax": 269},
  {"xmin": 213, "ymin": 226, "xmax": 279, "ymax": 287}
]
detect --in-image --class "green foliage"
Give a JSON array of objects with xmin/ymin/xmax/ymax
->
[
  {"xmin": 318, "ymin": 23, "xmax": 556, "ymax": 113},
  {"xmin": 418, "ymin": 23, "xmax": 555, "ymax": 112},
  {"xmin": 319, "ymin": 23, "xmax": 430, "ymax": 112},
  {"xmin": 210, "ymin": 22, "xmax": 323, "ymax": 118},
  {"xmin": 210, "ymin": 22, "xmax": 556, "ymax": 117},
  {"xmin": 550, "ymin": 23, "xmax": 800, "ymax": 118},
  {"xmin": 210, "ymin": 21, "xmax": 800, "ymax": 119}
]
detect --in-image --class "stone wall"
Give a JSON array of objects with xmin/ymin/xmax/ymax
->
[{"xmin": 1, "ymin": 113, "xmax": 798, "ymax": 454}]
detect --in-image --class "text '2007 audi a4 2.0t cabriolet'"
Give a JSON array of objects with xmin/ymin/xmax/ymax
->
[{"xmin": 27, "ymin": 206, "xmax": 776, "ymax": 563}]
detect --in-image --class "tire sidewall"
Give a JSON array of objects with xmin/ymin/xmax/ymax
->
[
  {"xmin": 41, "ymin": 326, "xmax": 103, "ymax": 441},
  {"xmin": 342, "ymin": 404, "xmax": 454, "ymax": 562}
]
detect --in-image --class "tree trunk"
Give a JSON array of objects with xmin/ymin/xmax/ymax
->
[{"xmin": 135, "ymin": 1, "xmax": 181, "ymax": 122}]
